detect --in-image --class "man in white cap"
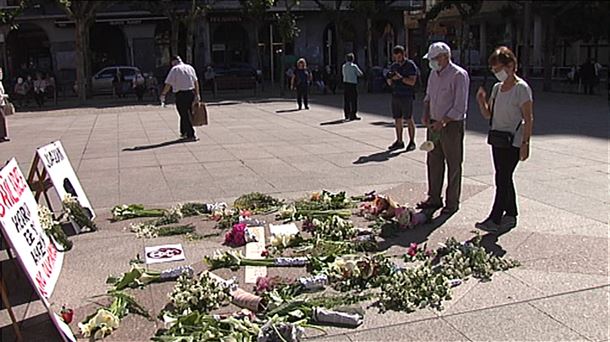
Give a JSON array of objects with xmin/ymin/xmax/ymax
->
[
  {"xmin": 160, "ymin": 55, "xmax": 201, "ymax": 141},
  {"xmin": 418, "ymin": 42, "xmax": 470, "ymax": 215}
]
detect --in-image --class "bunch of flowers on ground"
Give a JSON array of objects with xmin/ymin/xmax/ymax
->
[{"xmin": 63, "ymin": 194, "xmax": 97, "ymax": 231}]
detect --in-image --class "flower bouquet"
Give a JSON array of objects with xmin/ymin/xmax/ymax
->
[
  {"xmin": 129, "ymin": 222, "xmax": 195, "ymax": 239},
  {"xmin": 204, "ymin": 250, "xmax": 310, "ymax": 271},
  {"xmin": 153, "ymin": 311, "xmax": 261, "ymax": 341},
  {"xmin": 63, "ymin": 194, "xmax": 97, "ymax": 231},
  {"xmin": 313, "ymin": 254, "xmax": 395, "ymax": 291},
  {"xmin": 38, "ymin": 205, "xmax": 73, "ymax": 251},
  {"xmin": 224, "ymin": 222, "xmax": 258, "ymax": 246},
  {"xmin": 167, "ymin": 272, "xmax": 231, "ymax": 315},
  {"xmin": 79, "ymin": 290, "xmax": 149, "ymax": 340},
  {"xmin": 111, "ymin": 204, "xmax": 166, "ymax": 221},
  {"xmin": 233, "ymin": 192, "xmax": 283, "ymax": 214},
  {"xmin": 106, "ymin": 265, "xmax": 194, "ymax": 290},
  {"xmin": 302, "ymin": 215, "xmax": 357, "ymax": 241},
  {"xmin": 419, "ymin": 130, "xmax": 441, "ymax": 152}
]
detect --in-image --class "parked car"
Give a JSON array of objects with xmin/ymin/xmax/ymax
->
[{"xmin": 91, "ymin": 66, "xmax": 141, "ymax": 94}]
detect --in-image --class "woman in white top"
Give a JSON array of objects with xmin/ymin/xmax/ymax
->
[{"xmin": 475, "ymin": 46, "xmax": 534, "ymax": 232}]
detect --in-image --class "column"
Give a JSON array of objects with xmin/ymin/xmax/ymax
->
[
  {"xmin": 201, "ymin": 18, "xmax": 212, "ymax": 67},
  {"xmin": 479, "ymin": 21, "xmax": 487, "ymax": 65},
  {"xmin": 533, "ymin": 15, "xmax": 542, "ymax": 66}
]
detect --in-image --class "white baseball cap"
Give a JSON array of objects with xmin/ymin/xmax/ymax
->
[{"xmin": 423, "ymin": 42, "xmax": 451, "ymax": 59}]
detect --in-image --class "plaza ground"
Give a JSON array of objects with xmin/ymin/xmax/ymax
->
[{"xmin": 0, "ymin": 87, "xmax": 608, "ymax": 341}]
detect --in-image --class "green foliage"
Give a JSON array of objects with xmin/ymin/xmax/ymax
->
[
  {"xmin": 233, "ymin": 192, "xmax": 282, "ymax": 213},
  {"xmin": 426, "ymin": 0, "xmax": 483, "ymax": 21}
]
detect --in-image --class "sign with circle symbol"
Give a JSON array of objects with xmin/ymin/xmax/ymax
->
[{"xmin": 144, "ymin": 244, "xmax": 185, "ymax": 264}]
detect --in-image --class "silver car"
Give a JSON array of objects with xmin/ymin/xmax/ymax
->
[{"xmin": 91, "ymin": 66, "xmax": 141, "ymax": 94}]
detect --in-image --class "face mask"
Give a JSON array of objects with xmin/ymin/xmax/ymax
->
[
  {"xmin": 429, "ymin": 60, "xmax": 441, "ymax": 71},
  {"xmin": 494, "ymin": 69, "xmax": 508, "ymax": 82}
]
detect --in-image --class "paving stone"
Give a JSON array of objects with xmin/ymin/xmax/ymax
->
[
  {"xmin": 529, "ymin": 287, "xmax": 609, "ymax": 342},
  {"xmin": 347, "ymin": 317, "xmax": 469, "ymax": 342},
  {"xmin": 444, "ymin": 303, "xmax": 586, "ymax": 341}
]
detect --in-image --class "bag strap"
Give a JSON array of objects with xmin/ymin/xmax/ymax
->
[{"xmin": 488, "ymin": 83, "xmax": 500, "ymax": 127}]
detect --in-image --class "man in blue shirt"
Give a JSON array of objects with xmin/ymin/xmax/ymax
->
[
  {"xmin": 386, "ymin": 45, "xmax": 418, "ymax": 151},
  {"xmin": 342, "ymin": 53, "xmax": 364, "ymax": 121}
]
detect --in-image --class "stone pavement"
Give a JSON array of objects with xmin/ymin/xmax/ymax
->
[{"xmin": 0, "ymin": 88, "xmax": 608, "ymax": 341}]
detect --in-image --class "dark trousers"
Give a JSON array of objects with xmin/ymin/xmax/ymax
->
[
  {"xmin": 0, "ymin": 107, "xmax": 8, "ymax": 139},
  {"xmin": 296, "ymin": 85, "xmax": 308, "ymax": 109},
  {"xmin": 343, "ymin": 82, "xmax": 358, "ymax": 119},
  {"xmin": 175, "ymin": 90, "xmax": 195, "ymax": 138},
  {"xmin": 489, "ymin": 146, "xmax": 520, "ymax": 223},
  {"xmin": 34, "ymin": 91, "xmax": 45, "ymax": 107},
  {"xmin": 426, "ymin": 120, "xmax": 464, "ymax": 210},
  {"xmin": 584, "ymin": 81, "xmax": 595, "ymax": 95}
]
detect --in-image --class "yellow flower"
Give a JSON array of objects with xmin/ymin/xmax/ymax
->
[
  {"xmin": 93, "ymin": 309, "xmax": 120, "ymax": 329},
  {"xmin": 78, "ymin": 322, "xmax": 93, "ymax": 337}
]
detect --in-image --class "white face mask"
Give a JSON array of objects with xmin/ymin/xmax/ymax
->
[
  {"xmin": 429, "ymin": 60, "xmax": 441, "ymax": 71},
  {"xmin": 494, "ymin": 69, "xmax": 509, "ymax": 82}
]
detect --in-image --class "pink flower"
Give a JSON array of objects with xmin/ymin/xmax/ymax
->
[
  {"xmin": 406, "ymin": 243, "xmax": 418, "ymax": 257},
  {"xmin": 224, "ymin": 223, "xmax": 248, "ymax": 246},
  {"xmin": 255, "ymin": 276, "xmax": 272, "ymax": 293},
  {"xmin": 302, "ymin": 219, "xmax": 315, "ymax": 233},
  {"xmin": 240, "ymin": 209, "xmax": 252, "ymax": 217},
  {"xmin": 261, "ymin": 249, "xmax": 270, "ymax": 257}
]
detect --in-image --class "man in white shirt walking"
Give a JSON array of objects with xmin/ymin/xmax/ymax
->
[
  {"xmin": 160, "ymin": 56, "xmax": 201, "ymax": 141},
  {"xmin": 342, "ymin": 53, "xmax": 363, "ymax": 121}
]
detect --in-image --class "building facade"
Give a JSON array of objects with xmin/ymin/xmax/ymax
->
[{"xmin": 0, "ymin": 0, "xmax": 423, "ymax": 87}]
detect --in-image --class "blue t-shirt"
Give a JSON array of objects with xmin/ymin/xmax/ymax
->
[{"xmin": 388, "ymin": 59, "xmax": 418, "ymax": 97}]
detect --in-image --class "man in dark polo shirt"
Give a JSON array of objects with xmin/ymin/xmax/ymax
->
[{"xmin": 386, "ymin": 45, "xmax": 418, "ymax": 151}]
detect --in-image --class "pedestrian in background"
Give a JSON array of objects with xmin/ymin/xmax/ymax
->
[
  {"xmin": 0, "ymin": 67, "xmax": 9, "ymax": 142},
  {"xmin": 13, "ymin": 77, "xmax": 28, "ymax": 108},
  {"xmin": 386, "ymin": 45, "xmax": 418, "ymax": 151},
  {"xmin": 160, "ymin": 55, "xmax": 201, "ymax": 141},
  {"xmin": 580, "ymin": 59, "xmax": 596, "ymax": 95},
  {"xmin": 291, "ymin": 58, "xmax": 312, "ymax": 110},
  {"xmin": 419, "ymin": 42, "xmax": 470, "ymax": 216},
  {"xmin": 475, "ymin": 46, "xmax": 533, "ymax": 232},
  {"xmin": 33, "ymin": 73, "xmax": 47, "ymax": 107},
  {"xmin": 342, "ymin": 53, "xmax": 363, "ymax": 121},
  {"xmin": 113, "ymin": 70, "xmax": 125, "ymax": 98},
  {"xmin": 133, "ymin": 71, "xmax": 146, "ymax": 102},
  {"xmin": 323, "ymin": 65, "xmax": 337, "ymax": 94}
]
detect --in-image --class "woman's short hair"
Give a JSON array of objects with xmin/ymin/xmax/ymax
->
[
  {"xmin": 488, "ymin": 46, "xmax": 517, "ymax": 67},
  {"xmin": 297, "ymin": 58, "xmax": 307, "ymax": 67}
]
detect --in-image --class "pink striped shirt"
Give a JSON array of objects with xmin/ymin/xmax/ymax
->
[{"xmin": 424, "ymin": 62, "xmax": 470, "ymax": 121}]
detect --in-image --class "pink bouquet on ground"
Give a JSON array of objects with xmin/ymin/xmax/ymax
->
[{"xmin": 224, "ymin": 223, "xmax": 257, "ymax": 246}]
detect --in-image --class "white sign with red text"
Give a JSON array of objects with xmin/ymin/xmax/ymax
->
[
  {"xmin": 37, "ymin": 141, "xmax": 96, "ymax": 228},
  {"xmin": 0, "ymin": 158, "xmax": 64, "ymax": 301}
]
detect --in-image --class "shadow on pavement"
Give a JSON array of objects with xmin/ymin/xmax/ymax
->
[
  {"xmin": 122, "ymin": 138, "xmax": 184, "ymax": 151},
  {"xmin": 320, "ymin": 119, "xmax": 348, "ymax": 126},
  {"xmin": 275, "ymin": 108, "xmax": 300, "ymax": 113},
  {"xmin": 477, "ymin": 226, "xmax": 516, "ymax": 257},
  {"xmin": 377, "ymin": 211, "xmax": 455, "ymax": 251},
  {"xmin": 353, "ymin": 149, "xmax": 407, "ymax": 164},
  {"xmin": 0, "ymin": 311, "xmax": 62, "ymax": 341}
]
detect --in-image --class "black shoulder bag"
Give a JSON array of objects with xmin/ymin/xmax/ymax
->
[{"xmin": 487, "ymin": 85, "xmax": 521, "ymax": 148}]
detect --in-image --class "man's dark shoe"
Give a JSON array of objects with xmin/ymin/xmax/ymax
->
[
  {"xmin": 406, "ymin": 141, "xmax": 416, "ymax": 152},
  {"xmin": 416, "ymin": 199, "xmax": 442, "ymax": 210},
  {"xmin": 388, "ymin": 141, "xmax": 405, "ymax": 150},
  {"xmin": 351, "ymin": 116, "xmax": 362, "ymax": 121},
  {"xmin": 475, "ymin": 219, "xmax": 499, "ymax": 233},
  {"xmin": 441, "ymin": 206, "xmax": 459, "ymax": 215},
  {"xmin": 184, "ymin": 136, "xmax": 199, "ymax": 142}
]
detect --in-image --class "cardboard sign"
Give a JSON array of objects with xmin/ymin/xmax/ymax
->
[
  {"xmin": 37, "ymin": 141, "xmax": 95, "ymax": 223},
  {"xmin": 49, "ymin": 312, "xmax": 77, "ymax": 342},
  {"xmin": 145, "ymin": 244, "xmax": 185, "ymax": 264},
  {"xmin": 0, "ymin": 158, "xmax": 64, "ymax": 300},
  {"xmin": 244, "ymin": 226, "xmax": 266, "ymax": 284}
]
